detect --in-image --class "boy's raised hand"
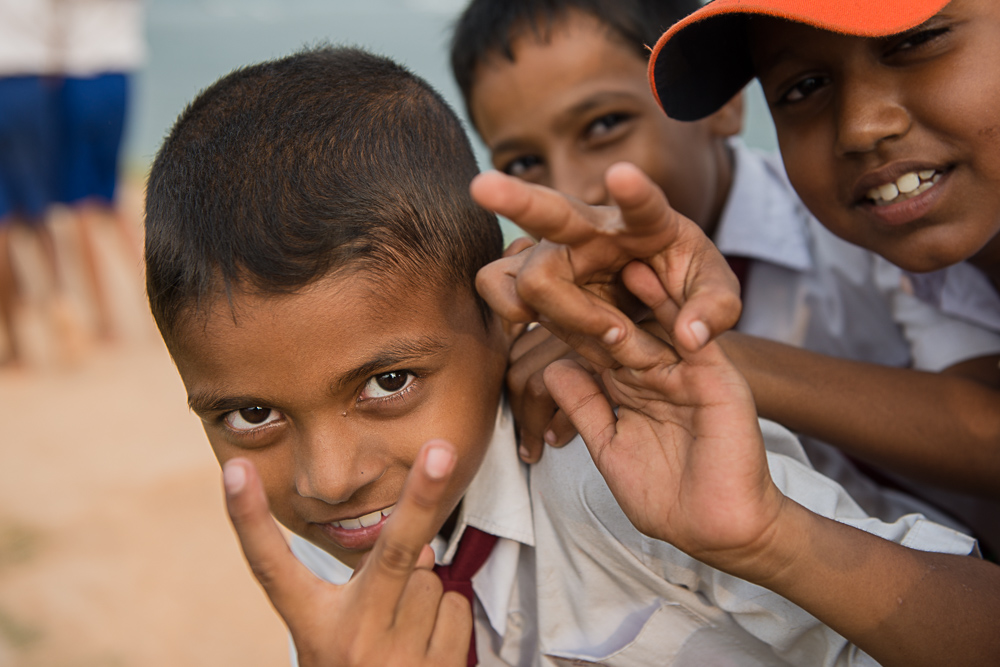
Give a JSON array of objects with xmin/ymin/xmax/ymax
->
[
  {"xmin": 542, "ymin": 259, "xmax": 786, "ymax": 565},
  {"xmin": 222, "ymin": 441, "xmax": 471, "ymax": 667},
  {"xmin": 472, "ymin": 162, "xmax": 741, "ymax": 358}
]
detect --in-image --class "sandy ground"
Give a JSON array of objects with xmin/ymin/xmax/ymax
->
[{"xmin": 0, "ymin": 181, "xmax": 289, "ymax": 666}]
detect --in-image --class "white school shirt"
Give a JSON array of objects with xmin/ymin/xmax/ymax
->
[
  {"xmin": 0, "ymin": 0, "xmax": 55, "ymax": 76},
  {"xmin": 56, "ymin": 0, "xmax": 146, "ymax": 76},
  {"xmin": 903, "ymin": 260, "xmax": 1000, "ymax": 335},
  {"xmin": 289, "ymin": 403, "xmax": 977, "ymax": 667}
]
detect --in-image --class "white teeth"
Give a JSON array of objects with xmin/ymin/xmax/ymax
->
[
  {"xmin": 897, "ymin": 172, "xmax": 920, "ymax": 194},
  {"xmin": 358, "ymin": 509, "xmax": 383, "ymax": 528},
  {"xmin": 330, "ymin": 504, "xmax": 397, "ymax": 530},
  {"xmin": 867, "ymin": 170, "xmax": 940, "ymax": 205},
  {"xmin": 878, "ymin": 182, "xmax": 900, "ymax": 200}
]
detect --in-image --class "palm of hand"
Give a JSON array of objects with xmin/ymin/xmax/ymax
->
[{"xmin": 547, "ymin": 343, "xmax": 784, "ymax": 563}]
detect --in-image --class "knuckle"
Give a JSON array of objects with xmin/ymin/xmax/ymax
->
[
  {"xmin": 525, "ymin": 373, "xmax": 550, "ymax": 401},
  {"xmin": 409, "ymin": 568, "xmax": 444, "ymax": 598},
  {"xmin": 441, "ymin": 589, "xmax": 472, "ymax": 616},
  {"xmin": 376, "ymin": 539, "xmax": 417, "ymax": 577},
  {"xmin": 247, "ymin": 559, "xmax": 281, "ymax": 591}
]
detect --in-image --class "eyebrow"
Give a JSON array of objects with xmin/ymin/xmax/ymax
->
[
  {"xmin": 330, "ymin": 336, "xmax": 451, "ymax": 394},
  {"xmin": 186, "ymin": 335, "xmax": 451, "ymax": 414},
  {"xmin": 490, "ymin": 90, "xmax": 639, "ymax": 156}
]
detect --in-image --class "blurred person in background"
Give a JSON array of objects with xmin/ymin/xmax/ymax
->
[
  {"xmin": 0, "ymin": 0, "xmax": 82, "ymax": 369},
  {"xmin": 53, "ymin": 0, "xmax": 145, "ymax": 342}
]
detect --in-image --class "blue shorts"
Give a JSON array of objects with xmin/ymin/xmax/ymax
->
[
  {"xmin": 56, "ymin": 73, "xmax": 129, "ymax": 205},
  {"xmin": 0, "ymin": 76, "xmax": 56, "ymax": 221}
]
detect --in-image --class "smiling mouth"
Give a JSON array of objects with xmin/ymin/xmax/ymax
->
[
  {"xmin": 328, "ymin": 504, "xmax": 396, "ymax": 530},
  {"xmin": 866, "ymin": 170, "xmax": 942, "ymax": 206}
]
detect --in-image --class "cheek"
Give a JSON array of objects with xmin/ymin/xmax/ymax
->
[{"xmin": 641, "ymin": 134, "xmax": 716, "ymax": 221}]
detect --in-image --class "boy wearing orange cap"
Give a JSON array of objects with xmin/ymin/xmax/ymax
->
[{"xmin": 645, "ymin": 0, "xmax": 1000, "ymax": 551}]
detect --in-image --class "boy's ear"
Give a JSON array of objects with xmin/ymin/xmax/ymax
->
[{"xmin": 704, "ymin": 91, "xmax": 744, "ymax": 139}]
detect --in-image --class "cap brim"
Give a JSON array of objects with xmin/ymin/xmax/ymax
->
[{"xmin": 651, "ymin": 13, "xmax": 753, "ymax": 122}]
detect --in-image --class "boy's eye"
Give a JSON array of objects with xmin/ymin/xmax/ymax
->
[
  {"xmin": 224, "ymin": 407, "xmax": 283, "ymax": 432},
  {"xmin": 361, "ymin": 371, "xmax": 415, "ymax": 400},
  {"xmin": 778, "ymin": 75, "xmax": 830, "ymax": 104},
  {"xmin": 503, "ymin": 155, "xmax": 543, "ymax": 178},
  {"xmin": 585, "ymin": 113, "xmax": 629, "ymax": 140},
  {"xmin": 886, "ymin": 27, "xmax": 949, "ymax": 56}
]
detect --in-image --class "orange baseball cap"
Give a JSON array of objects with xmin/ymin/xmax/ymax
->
[{"xmin": 648, "ymin": 0, "xmax": 951, "ymax": 121}]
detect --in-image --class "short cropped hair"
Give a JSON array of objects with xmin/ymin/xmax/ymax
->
[
  {"xmin": 450, "ymin": 0, "xmax": 702, "ymax": 127},
  {"xmin": 146, "ymin": 46, "xmax": 502, "ymax": 344}
]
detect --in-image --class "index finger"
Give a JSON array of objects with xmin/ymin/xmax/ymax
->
[
  {"xmin": 349, "ymin": 439, "xmax": 457, "ymax": 617},
  {"xmin": 470, "ymin": 170, "xmax": 621, "ymax": 245},
  {"xmin": 223, "ymin": 458, "xmax": 323, "ymax": 629}
]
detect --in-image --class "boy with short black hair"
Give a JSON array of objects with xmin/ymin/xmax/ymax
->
[{"xmin": 147, "ymin": 45, "xmax": 977, "ymax": 666}]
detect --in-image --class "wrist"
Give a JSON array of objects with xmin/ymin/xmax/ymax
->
[{"xmin": 694, "ymin": 493, "xmax": 810, "ymax": 588}]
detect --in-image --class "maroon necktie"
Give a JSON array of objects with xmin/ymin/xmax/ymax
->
[
  {"xmin": 434, "ymin": 526, "xmax": 498, "ymax": 667},
  {"xmin": 725, "ymin": 255, "xmax": 751, "ymax": 290}
]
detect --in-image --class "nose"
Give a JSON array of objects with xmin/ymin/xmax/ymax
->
[
  {"xmin": 293, "ymin": 421, "xmax": 378, "ymax": 505},
  {"xmin": 549, "ymin": 156, "xmax": 611, "ymax": 206},
  {"xmin": 834, "ymin": 67, "xmax": 911, "ymax": 156}
]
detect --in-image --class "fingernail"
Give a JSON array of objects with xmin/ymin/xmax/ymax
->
[
  {"xmin": 518, "ymin": 445, "xmax": 531, "ymax": 461},
  {"xmin": 603, "ymin": 327, "xmax": 623, "ymax": 345},
  {"xmin": 544, "ymin": 430, "xmax": 557, "ymax": 446},
  {"xmin": 689, "ymin": 320, "xmax": 710, "ymax": 348},
  {"xmin": 223, "ymin": 462, "xmax": 246, "ymax": 495},
  {"xmin": 425, "ymin": 445, "xmax": 454, "ymax": 480}
]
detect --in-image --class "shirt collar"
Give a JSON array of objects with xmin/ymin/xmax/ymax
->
[
  {"xmin": 432, "ymin": 398, "xmax": 534, "ymax": 565},
  {"xmin": 712, "ymin": 139, "xmax": 813, "ymax": 272},
  {"xmin": 430, "ymin": 399, "xmax": 533, "ymax": 640}
]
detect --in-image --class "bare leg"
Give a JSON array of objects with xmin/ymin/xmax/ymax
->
[
  {"xmin": 0, "ymin": 225, "xmax": 23, "ymax": 366},
  {"xmin": 26, "ymin": 218, "xmax": 89, "ymax": 365},
  {"xmin": 75, "ymin": 204, "xmax": 116, "ymax": 340}
]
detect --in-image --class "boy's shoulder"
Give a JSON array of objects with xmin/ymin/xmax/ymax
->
[
  {"xmin": 713, "ymin": 141, "xmax": 815, "ymax": 272},
  {"xmin": 906, "ymin": 260, "xmax": 1000, "ymax": 335}
]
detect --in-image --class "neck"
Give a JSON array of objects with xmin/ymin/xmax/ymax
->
[
  {"xmin": 968, "ymin": 235, "xmax": 1000, "ymax": 297},
  {"xmin": 700, "ymin": 141, "xmax": 735, "ymax": 240}
]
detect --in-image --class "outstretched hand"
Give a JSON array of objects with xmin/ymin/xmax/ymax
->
[
  {"xmin": 472, "ymin": 162, "xmax": 741, "ymax": 360},
  {"xmin": 222, "ymin": 440, "xmax": 471, "ymax": 667},
  {"xmin": 543, "ymin": 261, "xmax": 785, "ymax": 563}
]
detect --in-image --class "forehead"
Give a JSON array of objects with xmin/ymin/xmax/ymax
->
[
  {"xmin": 489, "ymin": 10, "xmax": 643, "ymax": 81},
  {"xmin": 470, "ymin": 11, "xmax": 650, "ymax": 131},
  {"xmin": 169, "ymin": 273, "xmax": 486, "ymax": 396},
  {"xmin": 749, "ymin": 16, "xmax": 875, "ymax": 73}
]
